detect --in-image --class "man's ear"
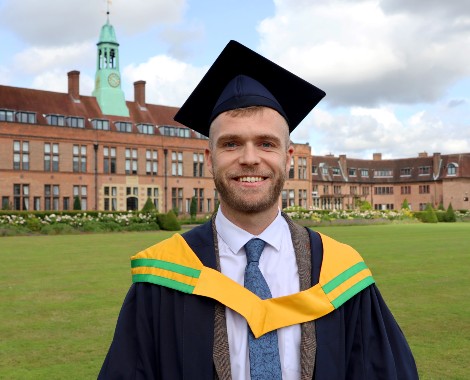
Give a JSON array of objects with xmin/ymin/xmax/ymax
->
[
  {"xmin": 285, "ymin": 144, "xmax": 294, "ymax": 174},
  {"xmin": 205, "ymin": 148, "xmax": 214, "ymax": 175}
]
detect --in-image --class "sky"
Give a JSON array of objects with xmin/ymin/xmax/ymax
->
[{"xmin": 0, "ymin": 0, "xmax": 469, "ymax": 159}]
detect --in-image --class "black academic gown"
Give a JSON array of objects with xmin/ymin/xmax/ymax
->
[{"xmin": 98, "ymin": 222, "xmax": 418, "ymax": 379}]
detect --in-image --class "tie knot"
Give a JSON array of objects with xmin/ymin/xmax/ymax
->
[{"xmin": 244, "ymin": 238, "xmax": 266, "ymax": 263}]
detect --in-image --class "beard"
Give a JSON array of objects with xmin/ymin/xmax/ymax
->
[{"xmin": 213, "ymin": 168, "xmax": 286, "ymax": 214}]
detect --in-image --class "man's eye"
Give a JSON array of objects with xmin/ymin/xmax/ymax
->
[
  {"xmin": 224, "ymin": 142, "xmax": 237, "ymax": 148},
  {"xmin": 261, "ymin": 142, "xmax": 273, "ymax": 148}
]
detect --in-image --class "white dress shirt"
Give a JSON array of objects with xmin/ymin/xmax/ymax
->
[{"xmin": 215, "ymin": 209, "xmax": 301, "ymax": 380}]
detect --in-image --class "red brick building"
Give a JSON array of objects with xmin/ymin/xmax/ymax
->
[{"xmin": 1, "ymin": 19, "xmax": 469, "ymax": 213}]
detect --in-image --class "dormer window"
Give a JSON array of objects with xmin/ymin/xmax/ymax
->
[
  {"xmin": 447, "ymin": 163, "xmax": 458, "ymax": 176},
  {"xmin": 66, "ymin": 116, "xmax": 84, "ymax": 128},
  {"xmin": 137, "ymin": 123, "xmax": 155, "ymax": 135},
  {"xmin": 16, "ymin": 111, "xmax": 36, "ymax": 124},
  {"xmin": 158, "ymin": 125, "xmax": 190, "ymax": 138},
  {"xmin": 46, "ymin": 114, "xmax": 65, "ymax": 126},
  {"xmin": 92, "ymin": 119, "xmax": 110, "ymax": 130},
  {"xmin": 0, "ymin": 109, "xmax": 15, "ymax": 122},
  {"xmin": 115, "ymin": 121, "xmax": 133, "ymax": 133}
]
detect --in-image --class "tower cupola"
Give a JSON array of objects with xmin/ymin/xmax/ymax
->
[{"xmin": 92, "ymin": 14, "xmax": 129, "ymax": 117}]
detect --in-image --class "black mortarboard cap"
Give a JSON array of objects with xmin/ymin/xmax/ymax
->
[{"xmin": 173, "ymin": 40, "xmax": 326, "ymax": 137}]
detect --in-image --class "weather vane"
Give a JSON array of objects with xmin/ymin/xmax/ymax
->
[{"xmin": 106, "ymin": 0, "xmax": 112, "ymax": 22}]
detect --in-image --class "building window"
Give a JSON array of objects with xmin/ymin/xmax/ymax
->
[
  {"xmin": 137, "ymin": 124, "xmax": 155, "ymax": 134},
  {"xmin": 147, "ymin": 187, "xmax": 159, "ymax": 211},
  {"xmin": 103, "ymin": 146, "xmax": 117, "ymax": 174},
  {"xmin": 2, "ymin": 196, "xmax": 10, "ymax": 209},
  {"xmin": 0, "ymin": 109, "xmax": 15, "ymax": 122},
  {"xmin": 400, "ymin": 168, "xmax": 412, "ymax": 176},
  {"xmin": 13, "ymin": 184, "xmax": 29, "ymax": 210},
  {"xmin": 63, "ymin": 197, "xmax": 70, "ymax": 211},
  {"xmin": 312, "ymin": 165, "xmax": 318, "ymax": 175},
  {"xmin": 281, "ymin": 190, "xmax": 288, "ymax": 209},
  {"xmin": 104, "ymin": 186, "xmax": 117, "ymax": 211},
  {"xmin": 362, "ymin": 187, "xmax": 370, "ymax": 196},
  {"xmin": 172, "ymin": 187, "xmax": 183, "ymax": 213},
  {"xmin": 401, "ymin": 186, "xmax": 411, "ymax": 194},
  {"xmin": 374, "ymin": 203, "xmax": 394, "ymax": 211},
  {"xmin": 74, "ymin": 185, "xmax": 88, "ymax": 210},
  {"xmin": 116, "ymin": 121, "xmax": 133, "ymax": 133},
  {"xmin": 419, "ymin": 185, "xmax": 430, "ymax": 194},
  {"xmin": 16, "ymin": 111, "xmax": 36, "ymax": 124},
  {"xmin": 374, "ymin": 186, "xmax": 394, "ymax": 195},
  {"xmin": 172, "ymin": 151, "xmax": 183, "ymax": 176},
  {"xmin": 334, "ymin": 185, "xmax": 342, "ymax": 195},
  {"xmin": 33, "ymin": 197, "xmax": 41, "ymax": 211},
  {"xmin": 418, "ymin": 166, "xmax": 431, "ymax": 175},
  {"xmin": 360, "ymin": 169, "xmax": 369, "ymax": 177},
  {"xmin": 214, "ymin": 189, "xmax": 219, "ymax": 209},
  {"xmin": 374, "ymin": 169, "xmax": 393, "ymax": 177},
  {"xmin": 322, "ymin": 166, "xmax": 328, "ymax": 175},
  {"xmin": 13, "ymin": 140, "xmax": 29, "ymax": 170},
  {"xmin": 298, "ymin": 189, "xmax": 307, "ymax": 207},
  {"xmin": 298, "ymin": 157, "xmax": 307, "ymax": 179},
  {"xmin": 447, "ymin": 163, "xmax": 457, "ymax": 176},
  {"xmin": 159, "ymin": 125, "xmax": 191, "ymax": 138},
  {"xmin": 125, "ymin": 148, "xmax": 138, "ymax": 175},
  {"xmin": 289, "ymin": 189, "xmax": 295, "ymax": 207},
  {"xmin": 73, "ymin": 145, "xmax": 87, "ymax": 172},
  {"xmin": 44, "ymin": 143, "xmax": 59, "ymax": 172},
  {"xmin": 44, "ymin": 184, "xmax": 60, "ymax": 210},
  {"xmin": 193, "ymin": 188, "xmax": 204, "ymax": 212},
  {"xmin": 332, "ymin": 167, "xmax": 341, "ymax": 176},
  {"xmin": 92, "ymin": 119, "xmax": 110, "ymax": 130},
  {"xmin": 349, "ymin": 168, "xmax": 356, "ymax": 176},
  {"xmin": 350, "ymin": 186, "xmax": 358, "ymax": 195},
  {"xmin": 323, "ymin": 185, "xmax": 329, "ymax": 195},
  {"xmin": 289, "ymin": 157, "xmax": 295, "ymax": 179},
  {"xmin": 145, "ymin": 150, "xmax": 158, "ymax": 175},
  {"xmin": 193, "ymin": 153, "xmax": 204, "ymax": 177},
  {"xmin": 66, "ymin": 116, "xmax": 84, "ymax": 128},
  {"xmin": 46, "ymin": 114, "xmax": 65, "ymax": 126}
]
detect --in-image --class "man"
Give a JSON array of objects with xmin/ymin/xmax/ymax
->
[{"xmin": 98, "ymin": 41, "xmax": 418, "ymax": 379}]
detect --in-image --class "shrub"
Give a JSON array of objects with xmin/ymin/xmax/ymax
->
[
  {"xmin": 141, "ymin": 198, "xmax": 156, "ymax": 213},
  {"xmin": 190, "ymin": 196, "xmax": 197, "ymax": 222},
  {"xmin": 157, "ymin": 210, "xmax": 181, "ymax": 231},
  {"xmin": 73, "ymin": 196, "xmax": 81, "ymax": 211},
  {"xmin": 401, "ymin": 199, "xmax": 410, "ymax": 210},
  {"xmin": 445, "ymin": 203, "xmax": 457, "ymax": 222},
  {"xmin": 422, "ymin": 204, "xmax": 438, "ymax": 223},
  {"xmin": 40, "ymin": 223, "xmax": 76, "ymax": 235}
]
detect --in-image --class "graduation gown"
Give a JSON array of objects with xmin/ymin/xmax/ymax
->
[{"xmin": 98, "ymin": 220, "xmax": 418, "ymax": 379}]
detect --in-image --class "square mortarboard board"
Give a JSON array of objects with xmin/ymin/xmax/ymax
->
[{"xmin": 173, "ymin": 40, "xmax": 326, "ymax": 137}]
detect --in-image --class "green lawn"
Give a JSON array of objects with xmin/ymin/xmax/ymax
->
[{"xmin": 1, "ymin": 224, "xmax": 469, "ymax": 379}]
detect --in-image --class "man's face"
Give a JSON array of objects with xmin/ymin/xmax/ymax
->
[{"xmin": 206, "ymin": 107, "xmax": 293, "ymax": 216}]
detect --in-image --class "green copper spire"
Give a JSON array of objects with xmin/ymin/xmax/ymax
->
[{"xmin": 92, "ymin": 15, "xmax": 129, "ymax": 117}]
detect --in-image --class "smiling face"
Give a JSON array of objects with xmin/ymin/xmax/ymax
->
[{"xmin": 206, "ymin": 107, "xmax": 293, "ymax": 220}]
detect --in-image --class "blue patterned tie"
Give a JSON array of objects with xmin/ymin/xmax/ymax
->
[{"xmin": 244, "ymin": 238, "xmax": 282, "ymax": 380}]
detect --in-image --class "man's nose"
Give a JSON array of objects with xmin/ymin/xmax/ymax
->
[{"xmin": 238, "ymin": 143, "xmax": 261, "ymax": 165}]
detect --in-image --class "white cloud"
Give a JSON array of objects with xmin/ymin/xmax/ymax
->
[
  {"xmin": 1, "ymin": 0, "xmax": 186, "ymax": 45},
  {"xmin": 122, "ymin": 54, "xmax": 207, "ymax": 106},
  {"xmin": 257, "ymin": 0, "xmax": 470, "ymax": 106}
]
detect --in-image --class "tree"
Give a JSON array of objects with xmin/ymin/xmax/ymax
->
[
  {"xmin": 190, "ymin": 196, "xmax": 198, "ymax": 222},
  {"xmin": 445, "ymin": 203, "xmax": 457, "ymax": 222},
  {"xmin": 423, "ymin": 203, "xmax": 438, "ymax": 223},
  {"xmin": 401, "ymin": 198, "xmax": 410, "ymax": 210},
  {"xmin": 141, "ymin": 197, "xmax": 156, "ymax": 213},
  {"xmin": 73, "ymin": 196, "xmax": 82, "ymax": 211}
]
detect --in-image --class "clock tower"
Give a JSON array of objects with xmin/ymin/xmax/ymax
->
[{"xmin": 92, "ymin": 14, "xmax": 129, "ymax": 117}]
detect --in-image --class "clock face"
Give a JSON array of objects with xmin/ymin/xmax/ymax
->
[{"xmin": 108, "ymin": 73, "xmax": 120, "ymax": 88}]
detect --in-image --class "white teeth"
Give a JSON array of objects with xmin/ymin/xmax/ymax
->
[{"xmin": 238, "ymin": 177, "xmax": 263, "ymax": 183}]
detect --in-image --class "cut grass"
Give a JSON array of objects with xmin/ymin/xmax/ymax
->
[{"xmin": 1, "ymin": 224, "xmax": 469, "ymax": 379}]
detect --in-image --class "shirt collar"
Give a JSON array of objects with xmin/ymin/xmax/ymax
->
[{"xmin": 215, "ymin": 209, "xmax": 285, "ymax": 255}]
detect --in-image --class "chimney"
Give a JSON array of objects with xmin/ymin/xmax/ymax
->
[
  {"xmin": 419, "ymin": 152, "xmax": 428, "ymax": 157},
  {"xmin": 373, "ymin": 153, "xmax": 382, "ymax": 161},
  {"xmin": 134, "ymin": 80, "xmax": 146, "ymax": 107},
  {"xmin": 67, "ymin": 70, "xmax": 80, "ymax": 100},
  {"xmin": 339, "ymin": 154, "xmax": 347, "ymax": 175}
]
